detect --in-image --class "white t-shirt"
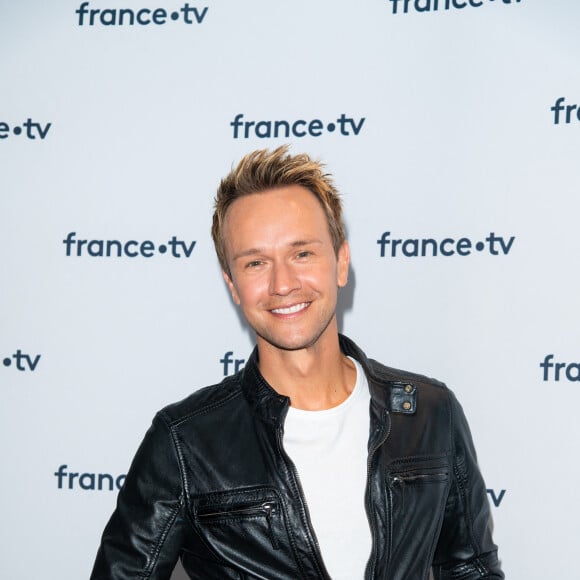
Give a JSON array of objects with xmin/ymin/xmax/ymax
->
[{"xmin": 283, "ymin": 358, "xmax": 372, "ymax": 580}]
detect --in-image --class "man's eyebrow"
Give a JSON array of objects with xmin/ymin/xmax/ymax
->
[
  {"xmin": 232, "ymin": 248, "xmax": 264, "ymax": 261},
  {"xmin": 232, "ymin": 239, "xmax": 323, "ymax": 261},
  {"xmin": 289, "ymin": 239, "xmax": 323, "ymax": 248}
]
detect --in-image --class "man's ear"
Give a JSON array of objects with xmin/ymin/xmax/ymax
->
[
  {"xmin": 337, "ymin": 241, "xmax": 350, "ymax": 288},
  {"xmin": 222, "ymin": 270, "xmax": 241, "ymax": 305}
]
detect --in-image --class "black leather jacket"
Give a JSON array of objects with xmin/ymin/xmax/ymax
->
[{"xmin": 91, "ymin": 335, "xmax": 503, "ymax": 579}]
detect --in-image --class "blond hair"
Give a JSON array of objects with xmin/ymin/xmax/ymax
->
[{"xmin": 212, "ymin": 146, "xmax": 346, "ymax": 275}]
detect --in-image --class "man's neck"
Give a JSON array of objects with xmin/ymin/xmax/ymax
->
[{"xmin": 257, "ymin": 332, "xmax": 356, "ymax": 411}]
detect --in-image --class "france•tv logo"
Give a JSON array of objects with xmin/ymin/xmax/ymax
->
[
  {"xmin": 540, "ymin": 355, "xmax": 580, "ymax": 382},
  {"xmin": 3, "ymin": 350, "xmax": 41, "ymax": 372},
  {"xmin": 0, "ymin": 119, "xmax": 51, "ymax": 140},
  {"xmin": 551, "ymin": 97, "xmax": 580, "ymax": 125},
  {"xmin": 54, "ymin": 465, "xmax": 126, "ymax": 491},
  {"xmin": 220, "ymin": 351, "xmax": 246, "ymax": 376}
]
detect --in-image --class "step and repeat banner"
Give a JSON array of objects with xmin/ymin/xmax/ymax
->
[{"xmin": 2, "ymin": 1, "xmax": 579, "ymax": 578}]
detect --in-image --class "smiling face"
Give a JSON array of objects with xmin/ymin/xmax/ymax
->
[{"xmin": 222, "ymin": 185, "xmax": 349, "ymax": 354}]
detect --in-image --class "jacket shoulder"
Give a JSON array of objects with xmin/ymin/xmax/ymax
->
[
  {"xmin": 367, "ymin": 357, "xmax": 447, "ymax": 391},
  {"xmin": 366, "ymin": 358, "xmax": 451, "ymax": 417},
  {"xmin": 157, "ymin": 373, "xmax": 245, "ymax": 426}
]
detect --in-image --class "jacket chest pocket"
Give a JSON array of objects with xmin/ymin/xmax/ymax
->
[
  {"xmin": 191, "ymin": 488, "xmax": 299, "ymax": 577},
  {"xmin": 384, "ymin": 463, "xmax": 450, "ymax": 572},
  {"xmin": 388, "ymin": 470, "xmax": 449, "ymax": 512},
  {"xmin": 196, "ymin": 498, "xmax": 281, "ymax": 550}
]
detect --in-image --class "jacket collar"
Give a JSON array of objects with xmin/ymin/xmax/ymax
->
[{"xmin": 240, "ymin": 334, "xmax": 392, "ymax": 425}]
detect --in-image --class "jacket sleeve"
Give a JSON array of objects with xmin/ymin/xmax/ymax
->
[
  {"xmin": 432, "ymin": 391, "xmax": 504, "ymax": 579},
  {"xmin": 90, "ymin": 413, "xmax": 186, "ymax": 580}
]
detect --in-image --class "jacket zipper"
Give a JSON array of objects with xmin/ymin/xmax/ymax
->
[
  {"xmin": 197, "ymin": 501, "xmax": 280, "ymax": 550},
  {"xmin": 388, "ymin": 473, "xmax": 448, "ymax": 515},
  {"xmin": 364, "ymin": 410, "xmax": 392, "ymax": 580},
  {"xmin": 276, "ymin": 425, "xmax": 331, "ymax": 579},
  {"xmin": 390, "ymin": 473, "xmax": 447, "ymax": 484}
]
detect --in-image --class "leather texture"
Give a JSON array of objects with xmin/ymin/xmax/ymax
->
[{"xmin": 91, "ymin": 335, "xmax": 503, "ymax": 579}]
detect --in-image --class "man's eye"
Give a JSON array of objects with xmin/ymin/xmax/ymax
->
[
  {"xmin": 296, "ymin": 251, "xmax": 312, "ymax": 259},
  {"xmin": 246, "ymin": 260, "xmax": 263, "ymax": 268}
]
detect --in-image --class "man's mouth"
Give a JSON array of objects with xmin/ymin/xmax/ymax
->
[{"xmin": 270, "ymin": 302, "xmax": 310, "ymax": 315}]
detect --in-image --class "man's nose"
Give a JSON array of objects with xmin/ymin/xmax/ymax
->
[{"xmin": 269, "ymin": 261, "xmax": 301, "ymax": 296}]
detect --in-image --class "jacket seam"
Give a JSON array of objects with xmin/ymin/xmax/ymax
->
[
  {"xmin": 161, "ymin": 388, "xmax": 244, "ymax": 428},
  {"xmin": 170, "ymin": 423, "xmax": 190, "ymax": 502},
  {"xmin": 366, "ymin": 360, "xmax": 446, "ymax": 391},
  {"xmin": 449, "ymin": 391, "xmax": 485, "ymax": 570},
  {"xmin": 138, "ymin": 502, "xmax": 181, "ymax": 579},
  {"xmin": 387, "ymin": 452, "xmax": 449, "ymax": 468},
  {"xmin": 424, "ymin": 467, "xmax": 453, "ymax": 580},
  {"xmin": 136, "ymin": 414, "xmax": 186, "ymax": 579}
]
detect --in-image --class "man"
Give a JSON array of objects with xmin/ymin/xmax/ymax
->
[{"xmin": 91, "ymin": 147, "xmax": 503, "ymax": 579}]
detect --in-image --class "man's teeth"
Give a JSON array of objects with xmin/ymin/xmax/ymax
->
[{"xmin": 271, "ymin": 303, "xmax": 308, "ymax": 315}]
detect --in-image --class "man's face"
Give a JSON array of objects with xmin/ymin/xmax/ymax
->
[{"xmin": 222, "ymin": 185, "xmax": 349, "ymax": 353}]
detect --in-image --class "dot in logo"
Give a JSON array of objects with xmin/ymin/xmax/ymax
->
[
  {"xmin": 327, "ymin": 123, "xmax": 336, "ymax": 132},
  {"xmin": 171, "ymin": 11, "xmax": 180, "ymax": 20},
  {"xmin": 3, "ymin": 358, "xmax": 11, "ymax": 367},
  {"xmin": 475, "ymin": 242, "xmax": 485, "ymax": 251},
  {"xmin": 158, "ymin": 245, "xmax": 167, "ymax": 254},
  {"xmin": 13, "ymin": 126, "xmax": 22, "ymax": 135}
]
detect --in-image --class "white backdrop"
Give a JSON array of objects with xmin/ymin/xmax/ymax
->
[{"xmin": 2, "ymin": 1, "xmax": 579, "ymax": 578}]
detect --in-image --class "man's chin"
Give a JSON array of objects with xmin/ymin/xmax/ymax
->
[
  {"xmin": 255, "ymin": 326, "xmax": 333, "ymax": 353},
  {"xmin": 257, "ymin": 335, "xmax": 314, "ymax": 352}
]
